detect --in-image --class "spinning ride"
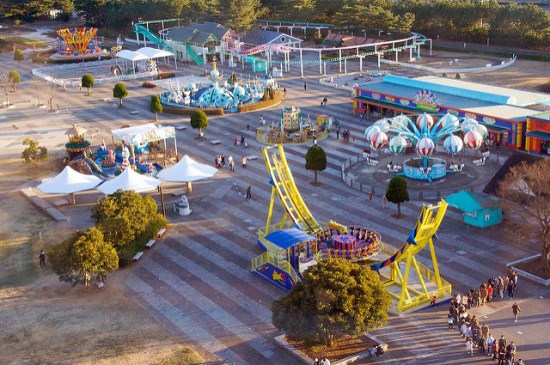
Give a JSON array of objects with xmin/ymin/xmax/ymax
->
[
  {"xmin": 364, "ymin": 113, "xmax": 488, "ymax": 181},
  {"xmin": 53, "ymin": 27, "xmax": 102, "ymax": 60}
]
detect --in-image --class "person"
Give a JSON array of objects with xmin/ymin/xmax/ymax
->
[
  {"xmin": 246, "ymin": 185, "xmax": 252, "ymax": 199},
  {"xmin": 382, "ymin": 194, "xmax": 387, "ymax": 209},
  {"xmin": 512, "ymin": 302, "xmax": 521, "ymax": 322},
  {"xmin": 369, "ymin": 191, "xmax": 373, "ymax": 200},
  {"xmin": 507, "ymin": 280, "xmax": 515, "ymax": 298},
  {"xmin": 242, "ymin": 156, "xmax": 247, "ymax": 168},
  {"xmin": 369, "ymin": 345, "xmax": 377, "ymax": 357},
  {"xmin": 313, "ymin": 358, "xmax": 319, "ymax": 365},
  {"xmin": 321, "ymin": 97, "xmax": 327, "ymax": 106},
  {"xmin": 507, "ymin": 341, "xmax": 516, "ymax": 364},
  {"xmin": 228, "ymin": 155, "xmax": 235, "ymax": 172},
  {"xmin": 246, "ymin": 124, "xmax": 250, "ymax": 131},
  {"xmin": 431, "ymin": 295, "xmax": 437, "ymax": 307},
  {"xmin": 39, "ymin": 250, "xmax": 46, "ymax": 267},
  {"xmin": 283, "ymin": 87, "xmax": 287, "ymax": 95},
  {"xmin": 447, "ymin": 313, "xmax": 454, "ymax": 330},
  {"xmin": 486, "ymin": 333, "xmax": 495, "ymax": 356},
  {"xmin": 517, "ymin": 359, "xmax": 524, "ymax": 365},
  {"xmin": 304, "ymin": 82, "xmax": 307, "ymax": 92},
  {"xmin": 466, "ymin": 338, "xmax": 474, "ymax": 356},
  {"xmin": 221, "ymin": 154, "xmax": 226, "ymax": 168}
]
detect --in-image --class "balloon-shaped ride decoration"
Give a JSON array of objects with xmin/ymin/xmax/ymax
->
[
  {"xmin": 389, "ymin": 136, "xmax": 408, "ymax": 154},
  {"xmin": 364, "ymin": 125, "xmax": 381, "ymax": 141},
  {"xmin": 416, "ymin": 113, "xmax": 434, "ymax": 130},
  {"xmin": 370, "ymin": 131, "xmax": 388, "ymax": 150},
  {"xmin": 443, "ymin": 135, "xmax": 464, "ymax": 154},
  {"xmin": 416, "ymin": 137, "xmax": 435, "ymax": 157},
  {"xmin": 463, "ymin": 130, "xmax": 483, "ymax": 149},
  {"xmin": 439, "ymin": 113, "xmax": 459, "ymax": 129}
]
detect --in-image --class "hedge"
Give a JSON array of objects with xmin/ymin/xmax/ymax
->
[
  {"xmin": 238, "ymin": 90, "xmax": 284, "ymax": 113},
  {"xmin": 142, "ymin": 81, "xmax": 157, "ymax": 88},
  {"xmin": 157, "ymin": 72, "xmax": 176, "ymax": 80},
  {"xmin": 162, "ymin": 104, "xmax": 225, "ymax": 116}
]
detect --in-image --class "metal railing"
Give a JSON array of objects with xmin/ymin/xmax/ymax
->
[{"xmin": 250, "ymin": 252, "xmax": 300, "ymax": 285}]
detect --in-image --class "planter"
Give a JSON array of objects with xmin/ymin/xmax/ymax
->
[
  {"xmin": 507, "ymin": 254, "xmax": 550, "ymax": 286},
  {"xmin": 275, "ymin": 333, "xmax": 388, "ymax": 365}
]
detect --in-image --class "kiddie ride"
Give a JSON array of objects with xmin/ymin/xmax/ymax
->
[
  {"xmin": 51, "ymin": 27, "xmax": 104, "ymax": 61},
  {"xmin": 251, "ymin": 145, "xmax": 452, "ymax": 313}
]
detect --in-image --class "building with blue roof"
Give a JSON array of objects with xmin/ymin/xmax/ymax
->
[{"xmin": 353, "ymin": 75, "xmax": 550, "ymax": 151}]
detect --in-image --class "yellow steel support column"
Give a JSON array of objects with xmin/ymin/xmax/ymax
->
[
  {"xmin": 411, "ymin": 256, "xmax": 429, "ymax": 295},
  {"xmin": 429, "ymin": 238, "xmax": 444, "ymax": 294},
  {"xmin": 265, "ymin": 187, "xmax": 277, "ymax": 234},
  {"xmin": 398, "ymin": 253, "xmax": 414, "ymax": 309}
]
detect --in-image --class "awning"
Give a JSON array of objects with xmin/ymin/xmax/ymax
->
[
  {"xmin": 352, "ymin": 96, "xmax": 420, "ymax": 113},
  {"xmin": 115, "ymin": 50, "xmax": 149, "ymax": 62},
  {"xmin": 480, "ymin": 123, "xmax": 509, "ymax": 134},
  {"xmin": 136, "ymin": 47, "xmax": 174, "ymax": 59},
  {"xmin": 111, "ymin": 123, "xmax": 176, "ymax": 146},
  {"xmin": 526, "ymin": 130, "xmax": 550, "ymax": 142},
  {"xmin": 264, "ymin": 228, "xmax": 316, "ymax": 250}
]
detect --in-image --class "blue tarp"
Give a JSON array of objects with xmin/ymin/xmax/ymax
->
[{"xmin": 264, "ymin": 228, "xmax": 316, "ymax": 250}]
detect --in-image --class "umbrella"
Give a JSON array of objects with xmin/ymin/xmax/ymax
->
[
  {"xmin": 37, "ymin": 166, "xmax": 103, "ymax": 204},
  {"xmin": 97, "ymin": 167, "xmax": 160, "ymax": 195},
  {"xmin": 157, "ymin": 154, "xmax": 218, "ymax": 193}
]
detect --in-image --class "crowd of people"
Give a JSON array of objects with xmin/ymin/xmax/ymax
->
[{"xmin": 446, "ymin": 269, "xmax": 524, "ymax": 365}]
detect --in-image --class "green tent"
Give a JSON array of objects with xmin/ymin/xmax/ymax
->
[{"xmin": 445, "ymin": 191, "xmax": 502, "ymax": 228}]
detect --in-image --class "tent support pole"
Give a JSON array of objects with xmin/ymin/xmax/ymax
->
[{"xmin": 173, "ymin": 136, "xmax": 178, "ymax": 161}]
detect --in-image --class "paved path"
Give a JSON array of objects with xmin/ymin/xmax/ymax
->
[{"xmin": 2, "ymin": 52, "xmax": 548, "ymax": 364}]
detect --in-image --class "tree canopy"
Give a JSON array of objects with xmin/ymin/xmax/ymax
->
[
  {"xmin": 49, "ymin": 227, "xmax": 119, "ymax": 290},
  {"xmin": 219, "ymin": 0, "xmax": 265, "ymax": 32},
  {"xmin": 272, "ymin": 258, "xmax": 391, "ymax": 346},
  {"xmin": 81, "ymin": 74, "xmax": 94, "ymax": 96},
  {"xmin": 385, "ymin": 176, "xmax": 409, "ymax": 217},
  {"xmin": 13, "ymin": 49, "xmax": 24, "ymax": 67},
  {"xmin": 8, "ymin": 70, "xmax": 20, "ymax": 92},
  {"xmin": 150, "ymin": 95, "xmax": 163, "ymax": 122},
  {"xmin": 190, "ymin": 109, "xmax": 209, "ymax": 138},
  {"xmin": 305, "ymin": 145, "xmax": 327, "ymax": 184},
  {"xmin": 113, "ymin": 83, "xmax": 128, "ymax": 107},
  {"xmin": 498, "ymin": 158, "xmax": 550, "ymax": 272}
]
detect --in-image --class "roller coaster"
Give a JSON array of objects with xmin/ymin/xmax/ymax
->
[{"xmin": 253, "ymin": 145, "xmax": 451, "ymax": 313}]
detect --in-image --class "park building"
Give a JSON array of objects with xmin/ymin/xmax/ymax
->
[{"xmin": 353, "ymin": 75, "xmax": 550, "ymax": 154}]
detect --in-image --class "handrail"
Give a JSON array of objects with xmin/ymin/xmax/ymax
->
[{"xmin": 251, "ymin": 252, "xmax": 300, "ymax": 284}]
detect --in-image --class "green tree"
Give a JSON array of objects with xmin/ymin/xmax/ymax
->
[
  {"xmin": 8, "ymin": 70, "xmax": 20, "ymax": 92},
  {"xmin": 150, "ymin": 95, "xmax": 163, "ymax": 122},
  {"xmin": 113, "ymin": 82, "xmax": 128, "ymax": 107},
  {"xmin": 81, "ymin": 74, "xmax": 94, "ymax": 96},
  {"xmin": 190, "ymin": 109, "xmax": 209, "ymax": 139},
  {"xmin": 219, "ymin": 0, "xmax": 265, "ymax": 31},
  {"xmin": 49, "ymin": 227, "xmax": 119, "ymax": 290},
  {"xmin": 21, "ymin": 137, "xmax": 47, "ymax": 166},
  {"xmin": 13, "ymin": 49, "xmax": 24, "ymax": 67},
  {"xmin": 498, "ymin": 158, "xmax": 550, "ymax": 272},
  {"xmin": 385, "ymin": 176, "xmax": 409, "ymax": 217},
  {"xmin": 305, "ymin": 145, "xmax": 327, "ymax": 184},
  {"xmin": 92, "ymin": 190, "xmax": 164, "ymax": 251},
  {"xmin": 272, "ymin": 258, "xmax": 391, "ymax": 346}
]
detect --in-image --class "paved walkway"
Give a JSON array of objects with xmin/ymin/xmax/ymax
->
[{"xmin": 2, "ymin": 51, "xmax": 549, "ymax": 364}]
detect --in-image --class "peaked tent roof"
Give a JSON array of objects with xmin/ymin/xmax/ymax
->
[
  {"xmin": 264, "ymin": 228, "xmax": 316, "ymax": 250},
  {"xmin": 37, "ymin": 166, "xmax": 102, "ymax": 194},
  {"xmin": 111, "ymin": 123, "xmax": 176, "ymax": 145},
  {"xmin": 240, "ymin": 30, "xmax": 303, "ymax": 46},
  {"xmin": 116, "ymin": 50, "xmax": 149, "ymax": 62},
  {"xmin": 156, "ymin": 154, "xmax": 218, "ymax": 182},
  {"xmin": 97, "ymin": 167, "xmax": 160, "ymax": 195},
  {"xmin": 445, "ymin": 191, "xmax": 499, "ymax": 213},
  {"xmin": 136, "ymin": 47, "xmax": 174, "ymax": 58}
]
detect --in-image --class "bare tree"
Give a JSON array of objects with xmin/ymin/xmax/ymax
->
[
  {"xmin": 45, "ymin": 82, "xmax": 58, "ymax": 112},
  {"xmin": 498, "ymin": 159, "xmax": 550, "ymax": 272},
  {"xmin": 33, "ymin": 79, "xmax": 45, "ymax": 107}
]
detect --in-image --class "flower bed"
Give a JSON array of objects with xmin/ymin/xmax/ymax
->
[
  {"xmin": 508, "ymin": 254, "xmax": 550, "ymax": 286},
  {"xmin": 238, "ymin": 90, "xmax": 284, "ymax": 113},
  {"xmin": 162, "ymin": 104, "xmax": 224, "ymax": 116}
]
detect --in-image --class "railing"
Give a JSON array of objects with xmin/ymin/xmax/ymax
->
[
  {"xmin": 380, "ymin": 55, "xmax": 517, "ymax": 74},
  {"xmin": 251, "ymin": 252, "xmax": 300, "ymax": 285}
]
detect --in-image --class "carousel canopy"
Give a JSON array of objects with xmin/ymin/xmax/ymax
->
[
  {"xmin": 136, "ymin": 47, "xmax": 174, "ymax": 59},
  {"xmin": 65, "ymin": 124, "xmax": 87, "ymax": 136},
  {"xmin": 37, "ymin": 166, "xmax": 102, "ymax": 194},
  {"xmin": 111, "ymin": 123, "xmax": 176, "ymax": 146},
  {"xmin": 115, "ymin": 50, "xmax": 149, "ymax": 62},
  {"xmin": 157, "ymin": 154, "xmax": 218, "ymax": 182},
  {"xmin": 264, "ymin": 228, "xmax": 316, "ymax": 250},
  {"xmin": 97, "ymin": 167, "xmax": 160, "ymax": 194}
]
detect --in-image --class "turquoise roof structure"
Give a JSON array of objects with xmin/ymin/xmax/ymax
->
[{"xmin": 445, "ymin": 191, "xmax": 499, "ymax": 213}]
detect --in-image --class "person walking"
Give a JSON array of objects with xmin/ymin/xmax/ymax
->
[
  {"xmin": 512, "ymin": 302, "xmax": 521, "ymax": 322},
  {"xmin": 304, "ymin": 82, "xmax": 307, "ymax": 92},
  {"xmin": 246, "ymin": 185, "xmax": 252, "ymax": 199},
  {"xmin": 242, "ymin": 156, "xmax": 248, "ymax": 168},
  {"xmin": 507, "ymin": 280, "xmax": 515, "ymax": 298},
  {"xmin": 39, "ymin": 250, "xmax": 46, "ymax": 267}
]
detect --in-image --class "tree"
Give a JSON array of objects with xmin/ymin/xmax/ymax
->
[
  {"xmin": 21, "ymin": 137, "xmax": 47, "ymax": 166},
  {"xmin": 113, "ymin": 82, "xmax": 128, "ymax": 107},
  {"xmin": 49, "ymin": 227, "xmax": 119, "ymax": 290},
  {"xmin": 190, "ymin": 109, "xmax": 209, "ymax": 139},
  {"xmin": 219, "ymin": 0, "xmax": 265, "ymax": 32},
  {"xmin": 385, "ymin": 176, "xmax": 409, "ymax": 217},
  {"xmin": 272, "ymin": 258, "xmax": 391, "ymax": 346},
  {"xmin": 305, "ymin": 145, "xmax": 327, "ymax": 184},
  {"xmin": 44, "ymin": 82, "xmax": 57, "ymax": 112},
  {"xmin": 498, "ymin": 159, "xmax": 550, "ymax": 272},
  {"xmin": 150, "ymin": 95, "xmax": 163, "ymax": 122},
  {"xmin": 13, "ymin": 49, "xmax": 24, "ymax": 67},
  {"xmin": 8, "ymin": 70, "xmax": 20, "ymax": 92},
  {"xmin": 81, "ymin": 74, "xmax": 94, "ymax": 96},
  {"xmin": 92, "ymin": 190, "xmax": 165, "ymax": 250},
  {"xmin": 33, "ymin": 78, "xmax": 44, "ymax": 107}
]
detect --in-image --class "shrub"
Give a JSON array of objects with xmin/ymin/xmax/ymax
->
[
  {"xmin": 157, "ymin": 72, "xmax": 176, "ymax": 80},
  {"xmin": 142, "ymin": 81, "xmax": 157, "ymax": 88},
  {"xmin": 455, "ymin": 73, "xmax": 461, "ymax": 79},
  {"xmin": 162, "ymin": 104, "xmax": 224, "ymax": 116}
]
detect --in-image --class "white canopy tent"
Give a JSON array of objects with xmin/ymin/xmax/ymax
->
[
  {"xmin": 157, "ymin": 154, "xmax": 218, "ymax": 192},
  {"xmin": 136, "ymin": 47, "xmax": 177, "ymax": 70},
  {"xmin": 111, "ymin": 123, "xmax": 177, "ymax": 165},
  {"xmin": 37, "ymin": 166, "xmax": 103, "ymax": 204},
  {"xmin": 97, "ymin": 167, "xmax": 161, "ymax": 195},
  {"xmin": 115, "ymin": 50, "xmax": 150, "ymax": 75}
]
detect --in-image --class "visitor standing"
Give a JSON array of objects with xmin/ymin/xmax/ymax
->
[
  {"xmin": 447, "ymin": 313, "xmax": 454, "ymax": 330},
  {"xmin": 304, "ymin": 82, "xmax": 307, "ymax": 91},
  {"xmin": 228, "ymin": 155, "xmax": 235, "ymax": 172},
  {"xmin": 242, "ymin": 156, "xmax": 248, "ymax": 168},
  {"xmin": 512, "ymin": 302, "xmax": 521, "ymax": 322},
  {"xmin": 246, "ymin": 186, "xmax": 252, "ymax": 199},
  {"xmin": 466, "ymin": 338, "xmax": 474, "ymax": 356},
  {"xmin": 382, "ymin": 194, "xmax": 387, "ymax": 209},
  {"xmin": 507, "ymin": 280, "xmax": 515, "ymax": 298},
  {"xmin": 39, "ymin": 250, "xmax": 46, "ymax": 267}
]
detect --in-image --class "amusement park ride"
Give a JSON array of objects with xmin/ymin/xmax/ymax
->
[
  {"xmin": 53, "ymin": 27, "xmax": 103, "ymax": 60},
  {"xmin": 251, "ymin": 145, "xmax": 452, "ymax": 313}
]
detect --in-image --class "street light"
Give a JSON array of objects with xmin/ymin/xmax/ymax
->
[{"xmin": 362, "ymin": 29, "xmax": 366, "ymax": 38}]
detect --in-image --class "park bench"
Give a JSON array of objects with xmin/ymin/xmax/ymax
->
[
  {"xmin": 132, "ymin": 251, "xmax": 144, "ymax": 261},
  {"xmin": 145, "ymin": 239, "xmax": 156, "ymax": 249},
  {"xmin": 473, "ymin": 157, "xmax": 486, "ymax": 166},
  {"xmin": 210, "ymin": 140, "xmax": 222, "ymax": 145},
  {"xmin": 155, "ymin": 228, "xmax": 166, "ymax": 239},
  {"xmin": 365, "ymin": 156, "xmax": 379, "ymax": 166}
]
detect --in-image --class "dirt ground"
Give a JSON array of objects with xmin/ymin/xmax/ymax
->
[{"xmin": 0, "ymin": 160, "xmax": 202, "ymax": 365}]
